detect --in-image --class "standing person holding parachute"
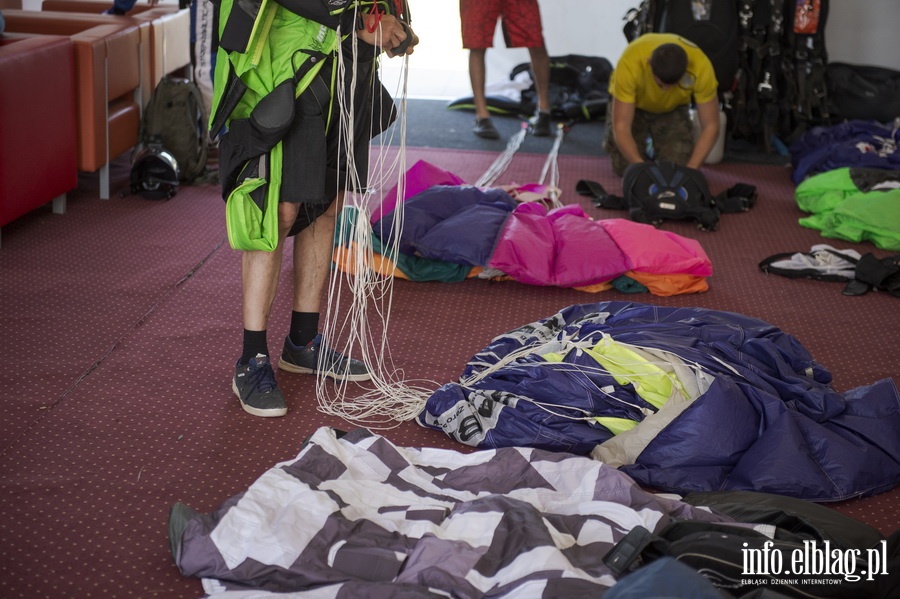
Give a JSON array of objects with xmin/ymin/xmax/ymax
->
[{"xmin": 209, "ymin": 0, "xmax": 418, "ymax": 417}]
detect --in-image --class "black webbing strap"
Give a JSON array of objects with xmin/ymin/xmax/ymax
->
[
  {"xmin": 576, "ymin": 179, "xmax": 627, "ymax": 210},
  {"xmin": 209, "ymin": 66, "xmax": 248, "ymax": 142},
  {"xmin": 714, "ymin": 182, "xmax": 757, "ymax": 213},
  {"xmin": 603, "ymin": 526, "xmax": 658, "ymax": 577}
]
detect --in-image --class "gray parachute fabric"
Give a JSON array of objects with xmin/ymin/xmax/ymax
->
[{"xmin": 169, "ymin": 427, "xmax": 733, "ymax": 597}]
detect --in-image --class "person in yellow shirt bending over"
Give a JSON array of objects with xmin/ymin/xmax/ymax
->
[{"xmin": 604, "ymin": 33, "xmax": 720, "ymax": 176}]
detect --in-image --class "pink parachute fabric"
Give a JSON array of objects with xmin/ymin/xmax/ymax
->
[
  {"xmin": 490, "ymin": 203, "xmax": 711, "ymax": 288},
  {"xmin": 367, "ymin": 160, "xmax": 712, "ymax": 295}
]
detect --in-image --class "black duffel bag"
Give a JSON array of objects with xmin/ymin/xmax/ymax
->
[{"xmin": 827, "ymin": 62, "xmax": 900, "ymax": 123}]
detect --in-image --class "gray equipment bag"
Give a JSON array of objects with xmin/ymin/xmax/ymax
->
[{"xmin": 141, "ymin": 76, "xmax": 209, "ymax": 183}]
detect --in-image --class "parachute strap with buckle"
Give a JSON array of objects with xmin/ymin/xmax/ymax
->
[
  {"xmin": 714, "ymin": 182, "xmax": 757, "ymax": 213},
  {"xmin": 208, "ymin": 45, "xmax": 330, "ymax": 143}
]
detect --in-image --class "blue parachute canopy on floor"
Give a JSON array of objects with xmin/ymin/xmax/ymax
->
[{"xmin": 417, "ymin": 302, "xmax": 900, "ymax": 502}]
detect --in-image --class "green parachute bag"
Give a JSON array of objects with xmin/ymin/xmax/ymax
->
[{"xmin": 225, "ymin": 143, "xmax": 281, "ymax": 251}]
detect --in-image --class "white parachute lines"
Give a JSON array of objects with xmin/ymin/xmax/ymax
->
[
  {"xmin": 474, "ymin": 125, "xmax": 527, "ymax": 188},
  {"xmin": 312, "ymin": 23, "xmax": 570, "ymax": 428},
  {"xmin": 314, "ymin": 18, "xmax": 436, "ymax": 429},
  {"xmin": 537, "ymin": 123, "xmax": 565, "ymax": 208}
]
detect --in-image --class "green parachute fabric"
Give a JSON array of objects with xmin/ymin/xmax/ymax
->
[
  {"xmin": 225, "ymin": 145, "xmax": 282, "ymax": 251},
  {"xmin": 795, "ymin": 167, "xmax": 900, "ymax": 251}
]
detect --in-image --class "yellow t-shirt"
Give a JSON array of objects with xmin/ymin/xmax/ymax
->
[{"xmin": 609, "ymin": 33, "xmax": 718, "ymax": 113}]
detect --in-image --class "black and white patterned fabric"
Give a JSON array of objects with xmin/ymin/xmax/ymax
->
[{"xmin": 171, "ymin": 427, "xmax": 732, "ymax": 597}]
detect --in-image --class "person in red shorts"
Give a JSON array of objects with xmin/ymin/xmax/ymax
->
[{"xmin": 460, "ymin": 0, "xmax": 552, "ymax": 139}]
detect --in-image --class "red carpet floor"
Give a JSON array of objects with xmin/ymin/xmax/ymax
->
[{"xmin": 1, "ymin": 146, "xmax": 898, "ymax": 598}]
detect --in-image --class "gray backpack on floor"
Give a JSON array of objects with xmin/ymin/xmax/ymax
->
[{"xmin": 140, "ymin": 76, "xmax": 209, "ymax": 183}]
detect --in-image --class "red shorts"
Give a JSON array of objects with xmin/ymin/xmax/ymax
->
[{"xmin": 460, "ymin": 0, "xmax": 545, "ymax": 49}]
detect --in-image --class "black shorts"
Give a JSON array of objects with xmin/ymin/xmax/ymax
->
[{"xmin": 284, "ymin": 58, "xmax": 396, "ymax": 236}]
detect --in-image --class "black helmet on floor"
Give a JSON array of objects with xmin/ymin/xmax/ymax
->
[{"xmin": 130, "ymin": 138, "xmax": 180, "ymax": 200}]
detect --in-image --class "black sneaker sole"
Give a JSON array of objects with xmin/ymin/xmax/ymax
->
[
  {"xmin": 231, "ymin": 379, "xmax": 288, "ymax": 417},
  {"xmin": 474, "ymin": 129, "xmax": 500, "ymax": 140},
  {"xmin": 278, "ymin": 358, "xmax": 373, "ymax": 382}
]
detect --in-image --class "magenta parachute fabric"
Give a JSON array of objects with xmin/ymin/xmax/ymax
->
[
  {"xmin": 488, "ymin": 203, "xmax": 712, "ymax": 287},
  {"xmin": 489, "ymin": 203, "xmax": 629, "ymax": 287},
  {"xmin": 371, "ymin": 160, "xmax": 713, "ymax": 291},
  {"xmin": 370, "ymin": 159, "xmax": 466, "ymax": 226}
]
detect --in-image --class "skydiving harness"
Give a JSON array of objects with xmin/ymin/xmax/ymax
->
[
  {"xmin": 731, "ymin": 0, "xmax": 785, "ymax": 153},
  {"xmin": 784, "ymin": 0, "xmax": 830, "ymax": 138},
  {"xmin": 209, "ymin": 0, "xmax": 409, "ymax": 251},
  {"xmin": 730, "ymin": 0, "xmax": 830, "ymax": 152}
]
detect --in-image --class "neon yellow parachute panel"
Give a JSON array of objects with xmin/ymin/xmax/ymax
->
[{"xmin": 584, "ymin": 337, "xmax": 687, "ymax": 410}]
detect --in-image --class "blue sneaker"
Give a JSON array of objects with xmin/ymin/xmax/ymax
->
[
  {"xmin": 232, "ymin": 354, "xmax": 287, "ymax": 417},
  {"xmin": 279, "ymin": 335, "xmax": 371, "ymax": 382}
]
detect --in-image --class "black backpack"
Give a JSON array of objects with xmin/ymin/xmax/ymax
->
[
  {"xmin": 576, "ymin": 162, "xmax": 756, "ymax": 231},
  {"xmin": 827, "ymin": 62, "xmax": 900, "ymax": 124},
  {"xmin": 510, "ymin": 54, "xmax": 613, "ymax": 121},
  {"xmin": 139, "ymin": 76, "xmax": 209, "ymax": 183},
  {"xmin": 623, "ymin": 160, "xmax": 721, "ymax": 230}
]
